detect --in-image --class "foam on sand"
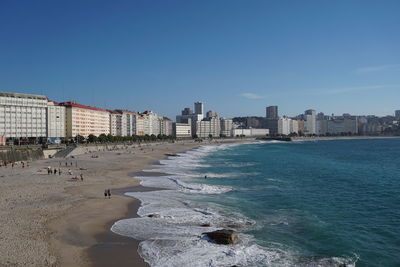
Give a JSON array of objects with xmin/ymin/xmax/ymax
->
[{"xmin": 112, "ymin": 144, "xmax": 357, "ymax": 267}]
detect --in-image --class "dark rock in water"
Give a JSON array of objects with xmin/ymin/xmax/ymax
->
[
  {"xmin": 200, "ymin": 223, "xmax": 211, "ymax": 227},
  {"xmin": 165, "ymin": 153, "xmax": 180, "ymax": 157},
  {"xmin": 147, "ymin": 214, "xmax": 160, "ymax": 218},
  {"xmin": 203, "ymin": 229, "xmax": 238, "ymax": 245}
]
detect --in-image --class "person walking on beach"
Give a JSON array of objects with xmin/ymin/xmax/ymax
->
[
  {"xmin": 107, "ymin": 189, "xmax": 111, "ymax": 199},
  {"xmin": 54, "ymin": 169, "xmax": 57, "ymax": 175},
  {"xmin": 80, "ymin": 173, "xmax": 83, "ymax": 181},
  {"xmin": 104, "ymin": 189, "xmax": 108, "ymax": 199},
  {"xmin": 68, "ymin": 169, "xmax": 72, "ymax": 175},
  {"xmin": 59, "ymin": 168, "xmax": 61, "ymax": 175}
]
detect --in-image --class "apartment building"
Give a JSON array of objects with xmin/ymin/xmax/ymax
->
[
  {"xmin": 220, "ymin": 118, "xmax": 233, "ymax": 137},
  {"xmin": 47, "ymin": 101, "xmax": 66, "ymax": 138},
  {"xmin": 173, "ymin": 122, "xmax": 192, "ymax": 138},
  {"xmin": 196, "ymin": 117, "xmax": 220, "ymax": 138},
  {"xmin": 0, "ymin": 92, "xmax": 47, "ymax": 139},
  {"xmin": 60, "ymin": 102, "xmax": 110, "ymax": 138}
]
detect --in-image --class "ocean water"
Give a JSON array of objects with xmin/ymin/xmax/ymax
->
[{"xmin": 112, "ymin": 139, "xmax": 400, "ymax": 267}]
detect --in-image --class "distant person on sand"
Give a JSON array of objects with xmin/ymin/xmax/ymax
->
[
  {"xmin": 104, "ymin": 189, "xmax": 108, "ymax": 199},
  {"xmin": 54, "ymin": 169, "xmax": 57, "ymax": 175},
  {"xmin": 80, "ymin": 173, "xmax": 83, "ymax": 181},
  {"xmin": 68, "ymin": 169, "xmax": 72, "ymax": 175},
  {"xmin": 107, "ymin": 189, "xmax": 111, "ymax": 199}
]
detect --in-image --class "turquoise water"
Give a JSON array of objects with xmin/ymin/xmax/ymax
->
[{"xmin": 193, "ymin": 139, "xmax": 400, "ymax": 266}]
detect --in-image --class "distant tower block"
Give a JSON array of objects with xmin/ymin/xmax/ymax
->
[
  {"xmin": 194, "ymin": 102, "xmax": 204, "ymax": 118},
  {"xmin": 266, "ymin": 106, "xmax": 278, "ymax": 119}
]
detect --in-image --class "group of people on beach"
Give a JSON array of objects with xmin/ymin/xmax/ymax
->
[
  {"xmin": 0, "ymin": 161, "xmax": 29, "ymax": 168},
  {"xmin": 46, "ymin": 162, "xmax": 83, "ymax": 181},
  {"xmin": 104, "ymin": 189, "xmax": 111, "ymax": 199}
]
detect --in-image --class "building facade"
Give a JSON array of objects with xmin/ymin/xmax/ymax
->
[
  {"xmin": 173, "ymin": 122, "xmax": 192, "ymax": 138},
  {"xmin": 196, "ymin": 117, "xmax": 220, "ymax": 138},
  {"xmin": 304, "ymin": 109, "xmax": 317, "ymax": 135},
  {"xmin": 266, "ymin": 106, "xmax": 278, "ymax": 119},
  {"xmin": 194, "ymin": 101, "xmax": 204, "ymax": 118},
  {"xmin": 47, "ymin": 101, "xmax": 66, "ymax": 138},
  {"xmin": 233, "ymin": 128, "xmax": 269, "ymax": 137},
  {"xmin": 0, "ymin": 92, "xmax": 47, "ymax": 139},
  {"xmin": 220, "ymin": 118, "xmax": 233, "ymax": 137},
  {"xmin": 60, "ymin": 102, "xmax": 110, "ymax": 138}
]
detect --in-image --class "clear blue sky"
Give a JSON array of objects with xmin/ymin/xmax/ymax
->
[{"xmin": 1, "ymin": 0, "xmax": 399, "ymax": 119}]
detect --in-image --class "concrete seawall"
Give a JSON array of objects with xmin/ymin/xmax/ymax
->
[{"xmin": 0, "ymin": 146, "xmax": 44, "ymax": 163}]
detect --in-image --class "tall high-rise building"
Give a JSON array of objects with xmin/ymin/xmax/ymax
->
[
  {"xmin": 266, "ymin": 106, "xmax": 278, "ymax": 119},
  {"xmin": 265, "ymin": 106, "xmax": 279, "ymax": 135},
  {"xmin": 194, "ymin": 102, "xmax": 204, "ymax": 117}
]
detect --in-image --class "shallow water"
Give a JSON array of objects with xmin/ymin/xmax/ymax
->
[{"xmin": 112, "ymin": 139, "xmax": 400, "ymax": 266}]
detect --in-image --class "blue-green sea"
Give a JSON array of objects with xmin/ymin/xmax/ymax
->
[
  {"xmin": 113, "ymin": 138, "xmax": 400, "ymax": 266},
  {"xmin": 196, "ymin": 139, "xmax": 400, "ymax": 266}
]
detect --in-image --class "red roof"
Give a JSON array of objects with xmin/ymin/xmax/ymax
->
[{"xmin": 59, "ymin": 101, "xmax": 109, "ymax": 113}]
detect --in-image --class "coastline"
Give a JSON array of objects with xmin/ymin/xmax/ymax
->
[
  {"xmin": 0, "ymin": 138, "xmax": 255, "ymax": 266},
  {"xmin": 48, "ymin": 141, "xmax": 201, "ymax": 267},
  {"xmin": 292, "ymin": 135, "xmax": 400, "ymax": 142}
]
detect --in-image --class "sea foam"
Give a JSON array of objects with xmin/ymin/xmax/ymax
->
[{"xmin": 112, "ymin": 143, "xmax": 357, "ymax": 266}]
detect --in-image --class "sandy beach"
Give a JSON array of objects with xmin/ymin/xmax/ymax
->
[
  {"xmin": 0, "ymin": 141, "xmax": 203, "ymax": 266},
  {"xmin": 0, "ymin": 138, "xmax": 254, "ymax": 266}
]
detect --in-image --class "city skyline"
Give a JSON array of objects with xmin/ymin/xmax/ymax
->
[{"xmin": 1, "ymin": 1, "xmax": 400, "ymax": 119}]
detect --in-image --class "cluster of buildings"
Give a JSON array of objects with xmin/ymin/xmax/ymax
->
[
  {"xmin": 1, "ymin": 90, "xmax": 399, "ymax": 145},
  {"xmin": 0, "ymin": 92, "xmax": 172, "ymax": 145},
  {"xmin": 174, "ymin": 102, "xmax": 269, "ymax": 138},
  {"xmin": 234, "ymin": 106, "xmax": 400, "ymax": 137}
]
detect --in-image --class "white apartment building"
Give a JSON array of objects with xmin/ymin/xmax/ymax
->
[
  {"xmin": 60, "ymin": 102, "xmax": 110, "ymax": 138},
  {"xmin": 140, "ymin": 111, "xmax": 164, "ymax": 136},
  {"xmin": 304, "ymin": 110, "xmax": 317, "ymax": 135},
  {"xmin": 110, "ymin": 111, "xmax": 123, "ymax": 136},
  {"xmin": 233, "ymin": 128, "xmax": 269, "ymax": 137},
  {"xmin": 133, "ymin": 114, "xmax": 145, "ymax": 136},
  {"xmin": 196, "ymin": 117, "xmax": 220, "ymax": 138},
  {"xmin": 173, "ymin": 122, "xmax": 192, "ymax": 138},
  {"xmin": 220, "ymin": 118, "xmax": 233, "ymax": 137},
  {"xmin": 0, "ymin": 92, "xmax": 47, "ymax": 139},
  {"xmin": 110, "ymin": 110, "xmax": 138, "ymax": 137},
  {"xmin": 278, "ymin": 117, "xmax": 291, "ymax": 135},
  {"xmin": 160, "ymin": 117, "xmax": 173, "ymax": 136},
  {"xmin": 47, "ymin": 101, "xmax": 66, "ymax": 138},
  {"xmin": 290, "ymin": 119, "xmax": 299, "ymax": 134}
]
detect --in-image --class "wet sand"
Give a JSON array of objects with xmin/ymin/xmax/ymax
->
[{"xmin": 0, "ymin": 138, "xmax": 254, "ymax": 266}]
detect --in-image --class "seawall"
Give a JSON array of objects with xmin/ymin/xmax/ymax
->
[{"xmin": 0, "ymin": 146, "xmax": 44, "ymax": 163}]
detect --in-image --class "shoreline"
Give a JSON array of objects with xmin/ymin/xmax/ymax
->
[
  {"xmin": 48, "ymin": 141, "xmax": 202, "ymax": 267},
  {"xmin": 46, "ymin": 138, "xmax": 255, "ymax": 266},
  {"xmin": 292, "ymin": 135, "xmax": 400, "ymax": 142}
]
